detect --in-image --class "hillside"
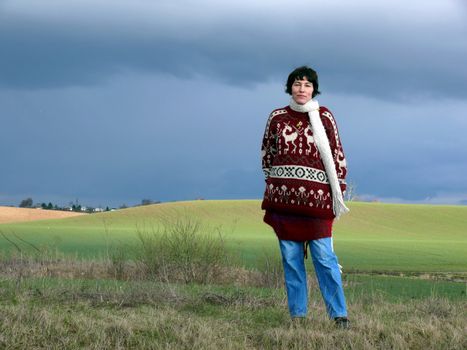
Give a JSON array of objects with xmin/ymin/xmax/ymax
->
[
  {"xmin": 0, "ymin": 200, "xmax": 466, "ymax": 273},
  {"xmin": 0, "ymin": 206, "xmax": 85, "ymax": 224}
]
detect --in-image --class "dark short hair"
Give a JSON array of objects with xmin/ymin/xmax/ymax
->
[{"xmin": 285, "ymin": 66, "xmax": 321, "ymax": 98}]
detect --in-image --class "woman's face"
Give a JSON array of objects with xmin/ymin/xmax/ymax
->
[{"xmin": 291, "ymin": 77, "xmax": 313, "ymax": 105}]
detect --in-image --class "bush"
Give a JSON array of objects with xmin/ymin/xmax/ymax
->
[{"xmin": 135, "ymin": 216, "xmax": 227, "ymax": 284}]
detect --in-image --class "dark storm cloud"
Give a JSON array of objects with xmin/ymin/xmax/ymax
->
[
  {"xmin": 1, "ymin": 0, "xmax": 466, "ymax": 100},
  {"xmin": 1, "ymin": 0, "xmax": 467, "ymax": 207},
  {"xmin": 0, "ymin": 72, "xmax": 277, "ymax": 206}
]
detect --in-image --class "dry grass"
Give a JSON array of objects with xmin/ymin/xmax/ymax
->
[
  {"xmin": 0, "ymin": 248, "xmax": 465, "ymax": 349},
  {"xmin": 0, "ymin": 253, "xmax": 286, "ymax": 289},
  {"xmin": 0, "ymin": 206, "xmax": 85, "ymax": 224},
  {"xmin": 0, "ymin": 273, "xmax": 465, "ymax": 350}
]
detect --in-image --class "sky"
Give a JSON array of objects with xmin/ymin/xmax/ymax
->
[{"xmin": 1, "ymin": 0, "xmax": 467, "ymax": 207}]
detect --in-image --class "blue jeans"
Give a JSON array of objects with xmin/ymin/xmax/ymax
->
[{"xmin": 279, "ymin": 237, "xmax": 347, "ymax": 319}]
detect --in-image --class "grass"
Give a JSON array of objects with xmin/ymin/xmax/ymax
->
[
  {"xmin": 0, "ymin": 203, "xmax": 465, "ymax": 349},
  {"xmin": 344, "ymin": 274, "xmax": 466, "ymax": 301},
  {"xmin": 0, "ymin": 275, "xmax": 465, "ymax": 349},
  {"xmin": 0, "ymin": 200, "xmax": 466, "ymax": 273}
]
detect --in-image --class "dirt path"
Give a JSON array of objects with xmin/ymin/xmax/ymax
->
[{"xmin": 0, "ymin": 206, "xmax": 85, "ymax": 224}]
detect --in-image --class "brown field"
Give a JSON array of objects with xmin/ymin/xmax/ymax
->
[{"xmin": 0, "ymin": 206, "xmax": 85, "ymax": 224}]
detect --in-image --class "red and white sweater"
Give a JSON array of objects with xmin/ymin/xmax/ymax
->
[{"xmin": 261, "ymin": 106, "xmax": 347, "ymax": 220}]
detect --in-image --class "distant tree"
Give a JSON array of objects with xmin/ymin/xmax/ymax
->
[
  {"xmin": 105, "ymin": 206, "xmax": 110, "ymax": 211},
  {"xmin": 141, "ymin": 199, "xmax": 153, "ymax": 206},
  {"xmin": 119, "ymin": 204, "xmax": 128, "ymax": 209},
  {"xmin": 47, "ymin": 202, "xmax": 53, "ymax": 210},
  {"xmin": 19, "ymin": 198, "xmax": 33, "ymax": 208},
  {"xmin": 41, "ymin": 203, "xmax": 47, "ymax": 209},
  {"xmin": 73, "ymin": 199, "xmax": 81, "ymax": 211}
]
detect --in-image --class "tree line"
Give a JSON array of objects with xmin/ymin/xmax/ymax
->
[{"xmin": 18, "ymin": 198, "xmax": 162, "ymax": 213}]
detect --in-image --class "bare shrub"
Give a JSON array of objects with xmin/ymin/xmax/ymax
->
[{"xmin": 135, "ymin": 216, "xmax": 227, "ymax": 284}]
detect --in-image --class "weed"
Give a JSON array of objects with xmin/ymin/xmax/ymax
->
[
  {"xmin": 255, "ymin": 249, "xmax": 284, "ymax": 289},
  {"xmin": 135, "ymin": 215, "xmax": 228, "ymax": 284}
]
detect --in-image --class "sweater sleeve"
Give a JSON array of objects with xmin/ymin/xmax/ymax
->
[
  {"xmin": 321, "ymin": 108, "xmax": 348, "ymax": 193},
  {"xmin": 261, "ymin": 112, "xmax": 277, "ymax": 181}
]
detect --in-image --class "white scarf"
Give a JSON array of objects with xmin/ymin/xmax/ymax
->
[{"xmin": 289, "ymin": 98, "xmax": 349, "ymax": 219}]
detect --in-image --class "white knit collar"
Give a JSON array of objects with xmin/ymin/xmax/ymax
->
[{"xmin": 289, "ymin": 98, "xmax": 319, "ymax": 113}]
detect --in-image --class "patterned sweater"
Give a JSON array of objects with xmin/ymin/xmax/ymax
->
[{"xmin": 261, "ymin": 106, "xmax": 347, "ymax": 220}]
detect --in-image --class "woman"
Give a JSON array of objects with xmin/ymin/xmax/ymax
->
[{"xmin": 261, "ymin": 66, "xmax": 349, "ymax": 328}]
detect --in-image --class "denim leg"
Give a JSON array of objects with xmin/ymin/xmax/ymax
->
[
  {"xmin": 309, "ymin": 237, "xmax": 347, "ymax": 318},
  {"xmin": 279, "ymin": 240, "xmax": 308, "ymax": 317}
]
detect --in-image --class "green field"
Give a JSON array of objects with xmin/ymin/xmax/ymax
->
[
  {"xmin": 0, "ymin": 200, "xmax": 466, "ymax": 273},
  {"xmin": 1, "ymin": 200, "xmax": 466, "ymax": 349}
]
